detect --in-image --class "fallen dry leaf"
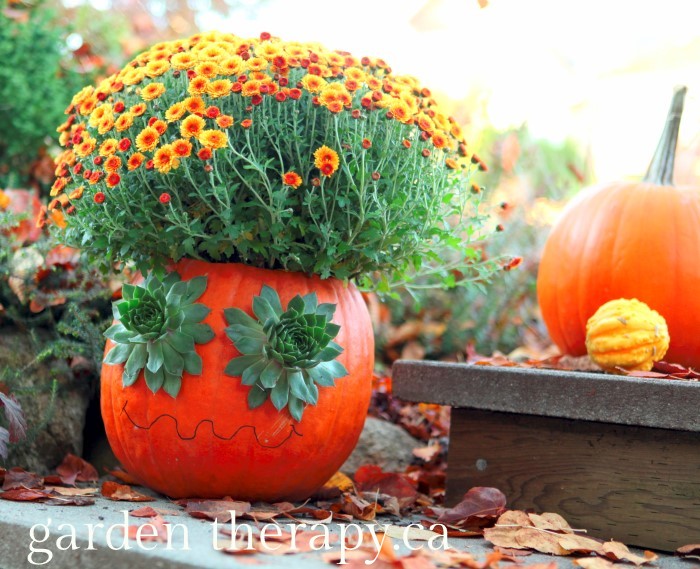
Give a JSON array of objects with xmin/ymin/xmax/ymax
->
[
  {"xmin": 437, "ymin": 487, "xmax": 507, "ymax": 529},
  {"xmin": 383, "ymin": 525, "xmax": 441, "ymax": 541},
  {"xmin": 123, "ymin": 514, "xmax": 170, "ymax": 542},
  {"xmin": 45, "ymin": 495, "xmax": 95, "ymax": 507},
  {"xmin": 527, "ymin": 512, "xmax": 574, "ymax": 533},
  {"xmin": 2, "ymin": 467, "xmax": 43, "ymax": 491},
  {"xmin": 314, "ymin": 471, "xmax": 354, "ymax": 500},
  {"xmin": 107, "ymin": 467, "xmax": 141, "ymax": 485},
  {"xmin": 184, "ymin": 499, "xmax": 251, "ymax": 522},
  {"xmin": 340, "ymin": 493, "xmax": 379, "ymax": 521},
  {"xmin": 601, "ymin": 541, "xmax": 657, "ymax": 565},
  {"xmin": 44, "ymin": 486, "xmax": 98, "ymax": 497},
  {"xmin": 354, "ymin": 465, "xmax": 418, "ymax": 510},
  {"xmin": 574, "ymin": 559, "xmax": 617, "ymax": 569},
  {"xmin": 101, "ymin": 481, "xmax": 154, "ymax": 502},
  {"xmin": 676, "ymin": 543, "xmax": 700, "ymax": 560},
  {"xmin": 557, "ymin": 533, "xmax": 605, "ymax": 555},
  {"xmin": 0, "ymin": 488, "xmax": 48, "ymax": 501},
  {"xmin": 412, "ymin": 444, "xmax": 441, "ymax": 462},
  {"xmin": 56, "ymin": 454, "xmax": 98, "ymax": 485}
]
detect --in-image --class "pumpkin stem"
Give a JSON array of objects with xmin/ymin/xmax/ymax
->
[{"xmin": 643, "ymin": 86, "xmax": 687, "ymax": 185}]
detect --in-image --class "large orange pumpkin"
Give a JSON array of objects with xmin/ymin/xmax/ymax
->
[
  {"xmin": 101, "ymin": 259, "xmax": 374, "ymax": 500},
  {"xmin": 537, "ymin": 87, "xmax": 700, "ymax": 367}
]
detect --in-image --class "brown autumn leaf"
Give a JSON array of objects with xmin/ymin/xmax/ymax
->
[
  {"xmin": 184, "ymin": 499, "xmax": 251, "ymax": 522},
  {"xmin": 0, "ymin": 488, "xmax": 48, "ymax": 501},
  {"xmin": 56, "ymin": 453, "xmax": 98, "ymax": 485},
  {"xmin": 557, "ymin": 533, "xmax": 606, "ymax": 555},
  {"xmin": 2, "ymin": 467, "xmax": 43, "ymax": 491},
  {"xmin": 341, "ymin": 493, "xmax": 379, "ymax": 521},
  {"xmin": 601, "ymin": 541, "xmax": 657, "ymax": 565},
  {"xmin": 483, "ymin": 510, "xmax": 536, "ymax": 549},
  {"xmin": 45, "ymin": 495, "xmax": 95, "ymax": 507},
  {"xmin": 420, "ymin": 519, "xmax": 482, "ymax": 538},
  {"xmin": 437, "ymin": 487, "xmax": 507, "ymax": 529},
  {"xmin": 107, "ymin": 467, "xmax": 141, "ymax": 485},
  {"xmin": 527, "ymin": 512, "xmax": 574, "ymax": 533},
  {"xmin": 676, "ymin": 543, "xmax": 700, "ymax": 559},
  {"xmin": 101, "ymin": 481, "xmax": 154, "ymax": 502},
  {"xmin": 412, "ymin": 444, "xmax": 441, "ymax": 462},
  {"xmin": 314, "ymin": 471, "xmax": 354, "ymax": 500},
  {"xmin": 354, "ymin": 465, "xmax": 418, "ymax": 510},
  {"xmin": 574, "ymin": 559, "xmax": 617, "ymax": 569},
  {"xmin": 130, "ymin": 506, "xmax": 161, "ymax": 518},
  {"xmin": 515, "ymin": 528, "xmax": 569, "ymax": 556},
  {"xmin": 44, "ymin": 486, "xmax": 98, "ymax": 497},
  {"xmin": 123, "ymin": 514, "xmax": 170, "ymax": 542}
]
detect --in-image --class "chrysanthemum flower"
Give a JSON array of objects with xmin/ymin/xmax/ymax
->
[
  {"xmin": 219, "ymin": 56, "xmax": 244, "ymax": 75},
  {"xmin": 118, "ymin": 138, "xmax": 131, "ymax": 152},
  {"xmin": 129, "ymin": 105, "xmax": 147, "ymax": 119},
  {"xmin": 99, "ymin": 139, "xmax": 119, "ymax": 156},
  {"xmin": 188, "ymin": 76, "xmax": 210, "ymax": 95},
  {"xmin": 75, "ymin": 137, "xmax": 97, "ymax": 158},
  {"xmin": 106, "ymin": 173, "xmax": 121, "ymax": 187},
  {"xmin": 141, "ymin": 82, "xmax": 166, "ymax": 101},
  {"xmin": 195, "ymin": 61, "xmax": 219, "ymax": 78},
  {"xmin": 104, "ymin": 155, "xmax": 122, "ymax": 173},
  {"xmin": 146, "ymin": 60, "xmax": 170, "ymax": 78},
  {"xmin": 154, "ymin": 145, "xmax": 180, "ymax": 173},
  {"xmin": 50, "ymin": 177, "xmax": 67, "ymax": 197},
  {"xmin": 431, "ymin": 132, "xmax": 448, "ymax": 149},
  {"xmin": 362, "ymin": 139, "xmax": 371, "ymax": 149},
  {"xmin": 152, "ymin": 119, "xmax": 168, "ymax": 135},
  {"xmin": 127, "ymin": 153, "xmax": 146, "ymax": 171},
  {"xmin": 216, "ymin": 115, "xmax": 234, "ymax": 128},
  {"xmin": 199, "ymin": 129, "xmax": 228, "ymax": 150},
  {"xmin": 246, "ymin": 57, "xmax": 268, "ymax": 72},
  {"xmin": 159, "ymin": 193, "xmax": 171, "ymax": 204},
  {"xmin": 197, "ymin": 148, "xmax": 212, "ymax": 160},
  {"xmin": 172, "ymin": 139, "xmax": 193, "ymax": 157},
  {"xmin": 165, "ymin": 103, "xmax": 186, "ymax": 123},
  {"xmin": 136, "ymin": 127, "xmax": 160, "ymax": 152},
  {"xmin": 282, "ymin": 171, "xmax": 303, "ymax": 188},
  {"xmin": 98, "ymin": 117, "xmax": 115, "ymax": 135},
  {"xmin": 300, "ymin": 74, "xmax": 327, "ymax": 93},
  {"xmin": 389, "ymin": 100, "xmax": 412, "ymax": 124},
  {"xmin": 240, "ymin": 119, "xmax": 253, "ymax": 129},
  {"xmin": 313, "ymin": 145, "xmax": 340, "ymax": 174},
  {"xmin": 180, "ymin": 115, "xmax": 206, "ymax": 139},
  {"xmin": 115, "ymin": 113, "xmax": 134, "ymax": 132},
  {"xmin": 171, "ymin": 52, "xmax": 197, "ymax": 70},
  {"xmin": 93, "ymin": 192, "xmax": 106, "ymax": 204},
  {"xmin": 183, "ymin": 96, "xmax": 206, "ymax": 115},
  {"xmin": 68, "ymin": 186, "xmax": 84, "ymax": 200},
  {"xmin": 207, "ymin": 79, "xmax": 233, "ymax": 98}
]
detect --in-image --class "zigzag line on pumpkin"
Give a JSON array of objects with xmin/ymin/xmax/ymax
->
[{"xmin": 120, "ymin": 401, "xmax": 302, "ymax": 448}]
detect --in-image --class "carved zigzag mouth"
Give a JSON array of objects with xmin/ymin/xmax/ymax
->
[{"xmin": 120, "ymin": 401, "xmax": 302, "ymax": 449}]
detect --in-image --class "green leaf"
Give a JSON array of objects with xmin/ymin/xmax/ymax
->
[
  {"xmin": 270, "ymin": 371, "xmax": 289, "ymax": 410},
  {"xmin": 182, "ymin": 276, "xmax": 208, "ymax": 304},
  {"xmin": 104, "ymin": 343, "xmax": 133, "ymax": 365},
  {"xmin": 104, "ymin": 323, "xmax": 127, "ymax": 341},
  {"xmin": 230, "ymin": 333, "xmax": 266, "ymax": 355},
  {"xmin": 182, "ymin": 303, "xmax": 211, "ymax": 324},
  {"xmin": 324, "ymin": 360, "xmax": 349, "ymax": 379},
  {"xmin": 242, "ymin": 358, "xmax": 268, "ymax": 385},
  {"xmin": 260, "ymin": 285, "xmax": 283, "ymax": 315},
  {"xmin": 181, "ymin": 323, "xmax": 215, "ymax": 344},
  {"xmin": 167, "ymin": 330, "xmax": 195, "ymax": 353},
  {"xmin": 162, "ymin": 372, "xmax": 182, "ymax": 398},
  {"xmin": 287, "ymin": 295, "xmax": 305, "ymax": 314},
  {"xmin": 161, "ymin": 341, "xmax": 185, "ymax": 376},
  {"xmin": 146, "ymin": 341, "xmax": 164, "ymax": 373},
  {"xmin": 317, "ymin": 303, "xmax": 336, "ymax": 318},
  {"xmin": 247, "ymin": 385, "xmax": 268, "ymax": 409},
  {"xmin": 307, "ymin": 364, "xmax": 335, "ymax": 387},
  {"xmin": 288, "ymin": 395, "xmax": 304, "ymax": 421},
  {"xmin": 224, "ymin": 307, "xmax": 260, "ymax": 329},
  {"xmin": 125, "ymin": 343, "xmax": 148, "ymax": 379},
  {"xmin": 317, "ymin": 344, "xmax": 343, "ymax": 362},
  {"xmin": 302, "ymin": 292, "xmax": 318, "ymax": 312},
  {"xmin": 166, "ymin": 280, "xmax": 188, "ymax": 304},
  {"xmin": 325, "ymin": 323, "xmax": 340, "ymax": 339},
  {"xmin": 288, "ymin": 369, "xmax": 312, "ymax": 402},
  {"xmin": 303, "ymin": 372, "xmax": 319, "ymax": 404},
  {"xmin": 252, "ymin": 296, "xmax": 279, "ymax": 324},
  {"xmin": 260, "ymin": 359, "xmax": 284, "ymax": 388},
  {"xmin": 183, "ymin": 351, "xmax": 203, "ymax": 375},
  {"xmin": 122, "ymin": 283, "xmax": 136, "ymax": 301},
  {"xmin": 224, "ymin": 354, "xmax": 263, "ymax": 377},
  {"xmin": 144, "ymin": 367, "xmax": 165, "ymax": 393}
]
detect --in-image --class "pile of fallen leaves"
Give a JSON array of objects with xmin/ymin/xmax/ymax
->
[{"xmin": 1, "ymin": 454, "xmax": 697, "ymax": 568}]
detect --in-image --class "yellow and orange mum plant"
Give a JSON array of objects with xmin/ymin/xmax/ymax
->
[{"xmin": 50, "ymin": 31, "xmax": 496, "ymax": 289}]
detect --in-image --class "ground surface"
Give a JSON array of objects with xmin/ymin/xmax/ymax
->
[{"xmin": 0, "ymin": 489, "xmax": 695, "ymax": 569}]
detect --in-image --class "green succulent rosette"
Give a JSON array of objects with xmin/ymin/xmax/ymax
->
[
  {"xmin": 224, "ymin": 285, "xmax": 348, "ymax": 421},
  {"xmin": 103, "ymin": 272, "xmax": 215, "ymax": 397}
]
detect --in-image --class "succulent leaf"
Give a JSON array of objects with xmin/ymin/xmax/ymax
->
[
  {"xmin": 224, "ymin": 285, "xmax": 346, "ymax": 421},
  {"xmin": 103, "ymin": 271, "xmax": 214, "ymax": 397}
]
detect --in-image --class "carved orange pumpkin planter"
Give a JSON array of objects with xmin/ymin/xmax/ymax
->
[
  {"xmin": 101, "ymin": 259, "xmax": 374, "ymax": 500},
  {"xmin": 538, "ymin": 87, "xmax": 700, "ymax": 367}
]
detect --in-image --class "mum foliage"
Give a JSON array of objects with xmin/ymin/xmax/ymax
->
[{"xmin": 50, "ymin": 31, "xmax": 496, "ymax": 290}]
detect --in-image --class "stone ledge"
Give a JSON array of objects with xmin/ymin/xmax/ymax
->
[{"xmin": 392, "ymin": 360, "xmax": 700, "ymax": 431}]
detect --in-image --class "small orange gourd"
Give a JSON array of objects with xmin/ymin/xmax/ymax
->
[{"xmin": 585, "ymin": 298, "xmax": 670, "ymax": 373}]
